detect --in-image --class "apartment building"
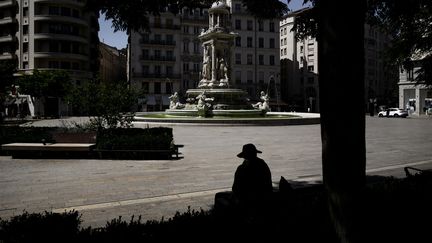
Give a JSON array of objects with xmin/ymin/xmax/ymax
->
[
  {"xmin": 99, "ymin": 42, "xmax": 126, "ymax": 83},
  {"xmin": 1, "ymin": 0, "xmax": 99, "ymax": 117},
  {"xmin": 129, "ymin": 1, "xmax": 281, "ymax": 111},
  {"xmin": 0, "ymin": 0, "xmax": 18, "ymax": 63},
  {"xmin": 280, "ymin": 7, "xmax": 398, "ymax": 112},
  {"xmin": 228, "ymin": 0, "xmax": 281, "ymax": 107}
]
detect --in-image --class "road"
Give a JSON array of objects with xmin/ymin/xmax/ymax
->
[{"xmin": 0, "ymin": 116, "xmax": 431, "ymax": 227}]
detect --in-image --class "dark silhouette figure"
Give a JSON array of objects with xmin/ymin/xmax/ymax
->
[{"xmin": 215, "ymin": 144, "xmax": 273, "ymax": 220}]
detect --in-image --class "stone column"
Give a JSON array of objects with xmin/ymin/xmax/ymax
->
[{"xmin": 211, "ymin": 42, "xmax": 217, "ymax": 82}]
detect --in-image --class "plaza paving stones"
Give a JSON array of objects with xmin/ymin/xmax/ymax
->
[{"xmin": 1, "ymin": 116, "xmax": 432, "ymax": 227}]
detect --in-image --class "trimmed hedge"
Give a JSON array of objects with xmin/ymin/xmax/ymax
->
[
  {"xmin": 0, "ymin": 126, "xmax": 55, "ymax": 146},
  {"xmin": 96, "ymin": 127, "xmax": 174, "ymax": 150}
]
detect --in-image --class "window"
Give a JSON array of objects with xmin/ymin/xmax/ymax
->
[
  {"xmin": 49, "ymin": 6, "xmax": 59, "ymax": 15},
  {"xmin": 193, "ymin": 63, "xmax": 200, "ymax": 72},
  {"xmin": 235, "ymin": 71, "xmax": 242, "ymax": 84},
  {"xmin": 259, "ymin": 71, "xmax": 264, "ymax": 83},
  {"xmin": 269, "ymin": 55, "xmax": 275, "ymax": 65},
  {"xmin": 259, "ymin": 38, "xmax": 264, "ymax": 48},
  {"xmin": 166, "ymin": 50, "xmax": 173, "ymax": 60},
  {"xmin": 154, "ymin": 17, "xmax": 161, "ymax": 28},
  {"xmin": 166, "ymin": 82, "xmax": 172, "ymax": 94},
  {"xmin": 154, "ymin": 65, "xmax": 161, "ymax": 75},
  {"xmin": 235, "ymin": 3, "xmax": 241, "ymax": 12},
  {"xmin": 142, "ymin": 65, "xmax": 149, "ymax": 74},
  {"xmin": 166, "ymin": 18, "xmax": 173, "ymax": 28},
  {"xmin": 235, "ymin": 19, "xmax": 241, "ymax": 30},
  {"xmin": 247, "ymin": 71, "xmax": 253, "ymax": 84},
  {"xmin": 247, "ymin": 37, "xmax": 253, "ymax": 47},
  {"xmin": 154, "ymin": 50, "xmax": 161, "ymax": 59},
  {"xmin": 247, "ymin": 54, "xmax": 253, "ymax": 65},
  {"xmin": 269, "ymin": 38, "xmax": 275, "ymax": 48},
  {"xmin": 258, "ymin": 20, "xmax": 264, "ymax": 31},
  {"xmin": 166, "ymin": 34, "xmax": 174, "ymax": 44},
  {"xmin": 308, "ymin": 65, "xmax": 314, "ymax": 72},
  {"xmin": 284, "ymin": 48, "xmax": 287, "ymax": 55},
  {"xmin": 166, "ymin": 66, "xmax": 173, "ymax": 75},
  {"xmin": 183, "ymin": 63, "xmax": 189, "ymax": 73},
  {"xmin": 193, "ymin": 42, "xmax": 200, "ymax": 53},
  {"xmin": 154, "ymin": 82, "xmax": 161, "ymax": 94},
  {"xmin": 235, "ymin": 37, "xmax": 241, "ymax": 47},
  {"xmin": 307, "ymin": 77, "xmax": 314, "ymax": 84},
  {"xmin": 259, "ymin": 55, "xmax": 264, "ymax": 65},
  {"xmin": 269, "ymin": 22, "xmax": 275, "ymax": 32},
  {"xmin": 300, "ymin": 46, "xmax": 304, "ymax": 53},
  {"xmin": 154, "ymin": 34, "xmax": 161, "ymax": 42},
  {"xmin": 61, "ymin": 7, "xmax": 71, "ymax": 16},
  {"xmin": 141, "ymin": 82, "xmax": 149, "ymax": 92},
  {"xmin": 235, "ymin": 53, "xmax": 241, "ymax": 64},
  {"xmin": 142, "ymin": 49, "xmax": 149, "ymax": 59},
  {"xmin": 194, "ymin": 26, "xmax": 200, "ymax": 34},
  {"xmin": 183, "ymin": 41, "xmax": 189, "ymax": 53},
  {"xmin": 183, "ymin": 25, "xmax": 189, "ymax": 34},
  {"xmin": 247, "ymin": 20, "xmax": 253, "ymax": 30}
]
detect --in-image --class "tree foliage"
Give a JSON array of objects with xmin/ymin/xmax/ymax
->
[
  {"xmin": 367, "ymin": 0, "xmax": 432, "ymax": 86},
  {"xmin": 66, "ymin": 81, "xmax": 141, "ymax": 130},
  {"xmin": 89, "ymin": 0, "xmax": 288, "ymax": 33},
  {"xmin": 16, "ymin": 70, "xmax": 72, "ymax": 98}
]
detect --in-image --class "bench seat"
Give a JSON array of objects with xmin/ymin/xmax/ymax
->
[{"xmin": 1, "ymin": 143, "xmax": 96, "ymax": 152}]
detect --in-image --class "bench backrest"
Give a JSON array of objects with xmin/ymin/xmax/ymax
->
[{"xmin": 51, "ymin": 132, "xmax": 96, "ymax": 143}]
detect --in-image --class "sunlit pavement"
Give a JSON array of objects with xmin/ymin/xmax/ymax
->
[{"xmin": 1, "ymin": 116, "xmax": 431, "ymax": 227}]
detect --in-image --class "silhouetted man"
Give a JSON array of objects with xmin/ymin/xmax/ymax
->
[{"xmin": 214, "ymin": 144, "xmax": 273, "ymax": 219}]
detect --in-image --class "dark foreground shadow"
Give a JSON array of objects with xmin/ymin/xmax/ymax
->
[{"xmin": 1, "ymin": 169, "xmax": 431, "ymax": 243}]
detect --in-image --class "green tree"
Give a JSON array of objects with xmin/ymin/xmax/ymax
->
[
  {"xmin": 16, "ymin": 70, "xmax": 72, "ymax": 99},
  {"xmin": 67, "ymin": 81, "xmax": 141, "ymax": 130}
]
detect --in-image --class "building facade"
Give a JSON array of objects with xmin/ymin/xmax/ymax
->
[
  {"xmin": 99, "ymin": 42, "xmax": 126, "ymax": 83},
  {"xmin": 1, "ymin": 0, "xmax": 99, "ymax": 117},
  {"xmin": 398, "ymin": 58, "xmax": 432, "ymax": 116},
  {"xmin": 280, "ymin": 7, "xmax": 398, "ymax": 113},
  {"xmin": 129, "ymin": 1, "xmax": 281, "ymax": 111}
]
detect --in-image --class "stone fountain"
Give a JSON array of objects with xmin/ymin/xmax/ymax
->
[{"xmin": 165, "ymin": 0, "xmax": 268, "ymax": 117}]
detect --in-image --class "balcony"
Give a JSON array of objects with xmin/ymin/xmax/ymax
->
[
  {"xmin": 139, "ymin": 55, "xmax": 176, "ymax": 62},
  {"xmin": 0, "ymin": 17, "xmax": 16, "ymax": 25},
  {"xmin": 34, "ymin": 52, "xmax": 89, "ymax": 61},
  {"xmin": 152, "ymin": 24, "xmax": 180, "ymax": 30},
  {"xmin": 0, "ymin": 52, "xmax": 15, "ymax": 60},
  {"xmin": 132, "ymin": 73, "xmax": 181, "ymax": 79},
  {"xmin": 34, "ymin": 15, "xmax": 88, "ymax": 26},
  {"xmin": 0, "ymin": 35, "xmax": 16, "ymax": 43},
  {"xmin": 139, "ymin": 39, "xmax": 176, "ymax": 46},
  {"xmin": 33, "ymin": 0, "xmax": 86, "ymax": 7},
  {"xmin": 34, "ymin": 32, "xmax": 88, "ymax": 43},
  {"xmin": 0, "ymin": 0, "xmax": 16, "ymax": 8}
]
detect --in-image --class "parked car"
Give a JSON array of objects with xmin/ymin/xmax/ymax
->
[{"xmin": 378, "ymin": 108, "xmax": 408, "ymax": 118}]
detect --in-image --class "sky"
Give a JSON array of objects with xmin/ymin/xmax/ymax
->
[{"xmin": 98, "ymin": 0, "xmax": 311, "ymax": 49}]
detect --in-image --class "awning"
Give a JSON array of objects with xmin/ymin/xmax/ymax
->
[
  {"xmin": 162, "ymin": 95, "xmax": 170, "ymax": 106},
  {"xmin": 146, "ymin": 95, "xmax": 156, "ymax": 105}
]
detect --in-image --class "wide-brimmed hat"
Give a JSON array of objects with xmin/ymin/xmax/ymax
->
[{"xmin": 237, "ymin": 143, "xmax": 262, "ymax": 158}]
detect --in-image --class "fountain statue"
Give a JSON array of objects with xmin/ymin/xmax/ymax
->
[
  {"xmin": 165, "ymin": 0, "xmax": 267, "ymax": 117},
  {"xmin": 253, "ymin": 91, "xmax": 271, "ymax": 112}
]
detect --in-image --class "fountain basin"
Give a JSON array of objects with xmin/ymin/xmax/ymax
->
[{"xmin": 134, "ymin": 112, "xmax": 320, "ymax": 126}]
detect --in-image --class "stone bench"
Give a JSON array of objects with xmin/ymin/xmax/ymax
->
[{"xmin": 1, "ymin": 142, "xmax": 96, "ymax": 159}]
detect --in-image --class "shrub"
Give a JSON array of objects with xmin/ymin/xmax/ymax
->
[
  {"xmin": 0, "ymin": 211, "xmax": 82, "ymax": 243},
  {"xmin": 0, "ymin": 126, "xmax": 55, "ymax": 146}
]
